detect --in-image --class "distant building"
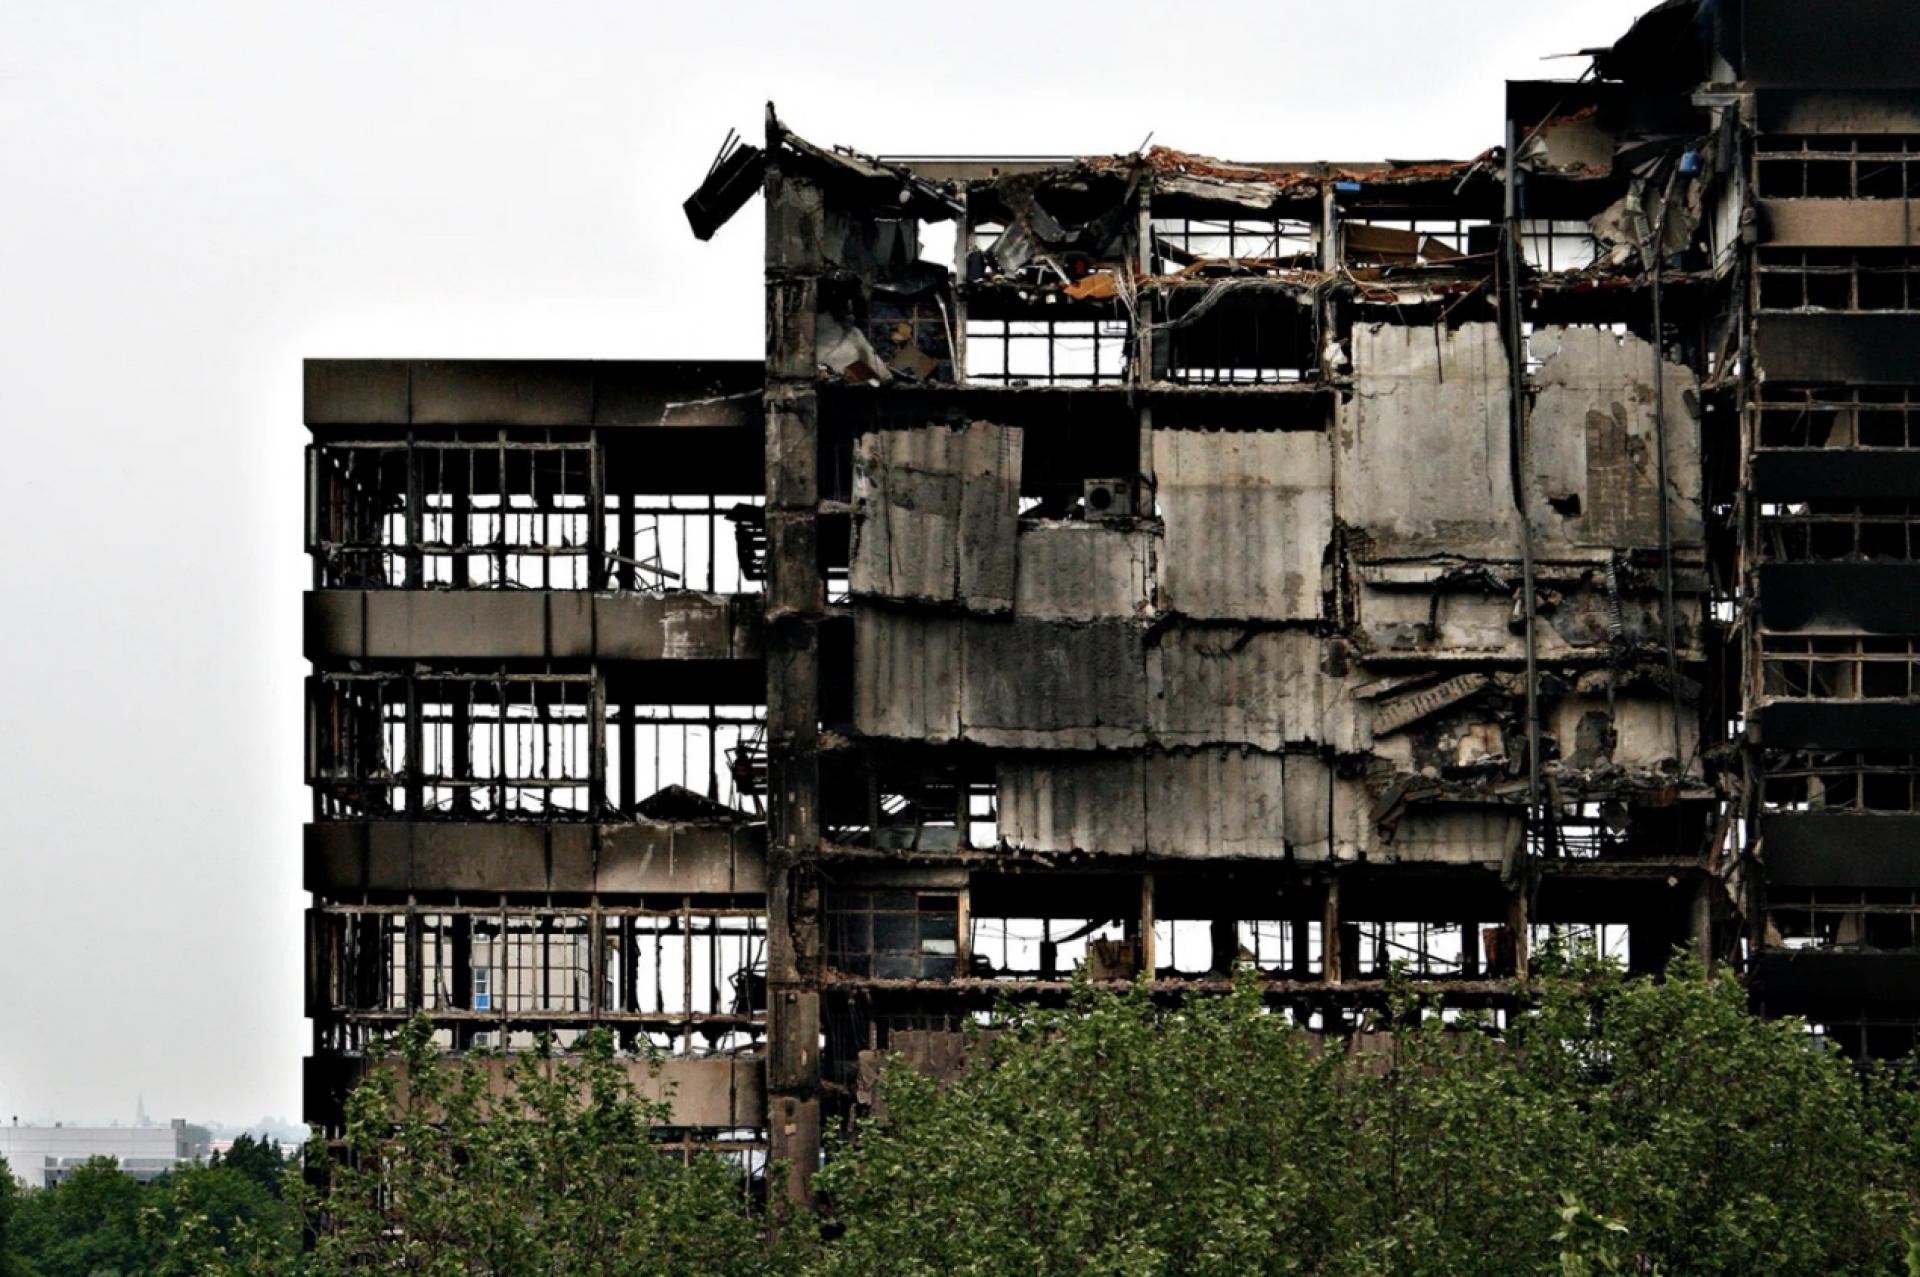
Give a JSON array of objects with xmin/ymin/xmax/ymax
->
[{"xmin": 0, "ymin": 1119, "xmax": 191, "ymax": 1188}]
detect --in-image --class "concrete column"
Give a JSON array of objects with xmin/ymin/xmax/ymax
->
[{"xmin": 762, "ymin": 150, "xmax": 826, "ymax": 1207}]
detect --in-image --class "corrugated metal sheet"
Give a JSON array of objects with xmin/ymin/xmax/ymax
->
[
  {"xmin": 998, "ymin": 747, "xmax": 1305, "ymax": 858},
  {"xmin": 964, "ymin": 618, "xmax": 1149, "ymax": 750},
  {"xmin": 1158, "ymin": 428, "xmax": 1331, "ymax": 620},
  {"xmin": 850, "ymin": 422, "xmax": 1022, "ymax": 611},
  {"xmin": 1014, "ymin": 521, "xmax": 1156, "ymax": 619},
  {"xmin": 853, "ymin": 607, "xmax": 962, "ymax": 741},
  {"xmin": 853, "ymin": 610, "xmax": 1343, "ymax": 752},
  {"xmin": 1149, "ymin": 627, "xmax": 1327, "ymax": 750},
  {"xmin": 1337, "ymin": 322, "xmax": 1518, "ymax": 561}
]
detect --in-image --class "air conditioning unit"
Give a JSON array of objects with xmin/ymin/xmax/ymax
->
[{"xmin": 1083, "ymin": 478, "xmax": 1134, "ymax": 520}]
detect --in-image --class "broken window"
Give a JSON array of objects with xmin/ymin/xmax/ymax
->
[
  {"xmin": 826, "ymin": 891, "xmax": 961, "ymax": 981},
  {"xmin": 969, "ymin": 915, "xmax": 1129, "ymax": 981},
  {"xmin": 607, "ymin": 703, "xmax": 766, "ymax": 816},
  {"xmin": 1150, "ymin": 217, "xmax": 1317, "ymax": 272},
  {"xmin": 1763, "ymin": 637, "xmax": 1920, "ymax": 700},
  {"xmin": 1519, "ymin": 220, "xmax": 1602, "ymax": 272},
  {"xmin": 601, "ymin": 907, "xmax": 767, "ymax": 1054},
  {"xmin": 964, "ymin": 318, "xmax": 1129, "ymax": 385},
  {"xmin": 1756, "ymin": 384, "xmax": 1920, "ymax": 449},
  {"xmin": 308, "ymin": 437, "xmax": 598, "ymax": 589},
  {"xmin": 307, "ymin": 437, "xmax": 760, "ymax": 592},
  {"xmin": 1756, "ymin": 134, "xmax": 1920, "ymax": 200},
  {"xmin": 310, "ymin": 669, "xmax": 598, "ymax": 820},
  {"xmin": 1769, "ymin": 887, "xmax": 1920, "ymax": 953},
  {"xmin": 1759, "ymin": 499, "xmax": 1920, "ymax": 561},
  {"xmin": 1762, "ymin": 750, "xmax": 1920, "ymax": 812},
  {"xmin": 1757, "ymin": 247, "xmax": 1920, "ymax": 312},
  {"xmin": 315, "ymin": 903, "xmax": 767, "ymax": 1055}
]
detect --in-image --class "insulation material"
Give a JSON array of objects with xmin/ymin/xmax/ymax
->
[
  {"xmin": 998, "ymin": 748, "xmax": 1295, "ymax": 858},
  {"xmin": 1014, "ymin": 521, "xmax": 1156, "ymax": 620},
  {"xmin": 1157, "ymin": 428, "xmax": 1332, "ymax": 620},
  {"xmin": 851, "ymin": 423, "xmax": 1022, "ymax": 611},
  {"xmin": 1528, "ymin": 327, "xmax": 1703, "ymax": 551},
  {"xmin": 1149, "ymin": 627, "xmax": 1326, "ymax": 750},
  {"xmin": 1337, "ymin": 323, "xmax": 1519, "ymax": 560}
]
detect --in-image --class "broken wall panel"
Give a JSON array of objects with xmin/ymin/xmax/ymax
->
[
  {"xmin": 997, "ymin": 748, "xmax": 1308, "ymax": 859},
  {"xmin": 1528, "ymin": 327, "xmax": 1704, "ymax": 552},
  {"xmin": 850, "ymin": 423, "xmax": 1022, "ymax": 610},
  {"xmin": 1156, "ymin": 427, "xmax": 1332, "ymax": 620},
  {"xmin": 1337, "ymin": 323, "xmax": 1519, "ymax": 561}
]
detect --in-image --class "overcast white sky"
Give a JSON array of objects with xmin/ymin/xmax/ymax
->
[{"xmin": 0, "ymin": 0, "xmax": 1654, "ymax": 1128}]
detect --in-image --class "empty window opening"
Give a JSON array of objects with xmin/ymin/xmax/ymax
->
[
  {"xmin": 965, "ymin": 318, "xmax": 1129, "ymax": 385},
  {"xmin": 608, "ymin": 703, "xmax": 766, "ymax": 817},
  {"xmin": 317, "ymin": 904, "xmax": 767, "ymax": 1057},
  {"xmin": 307, "ymin": 438, "xmax": 760, "ymax": 593},
  {"xmin": 1757, "ymin": 248, "xmax": 1920, "ymax": 312},
  {"xmin": 1151, "ymin": 217, "xmax": 1317, "ymax": 272},
  {"xmin": 1520, "ymin": 219, "xmax": 1602, "ymax": 272},
  {"xmin": 1755, "ymin": 384, "xmax": 1920, "ymax": 449},
  {"xmin": 1770, "ymin": 887, "xmax": 1920, "ymax": 952},
  {"xmin": 968, "ymin": 916, "xmax": 1128, "ymax": 981},
  {"xmin": 310, "ymin": 669, "xmax": 596, "ymax": 820},
  {"xmin": 1762, "ymin": 750, "xmax": 1920, "ymax": 813},
  {"xmin": 1759, "ymin": 499, "xmax": 1920, "ymax": 562},
  {"xmin": 1763, "ymin": 636, "xmax": 1920, "ymax": 701},
  {"xmin": 1756, "ymin": 135, "xmax": 1920, "ymax": 200}
]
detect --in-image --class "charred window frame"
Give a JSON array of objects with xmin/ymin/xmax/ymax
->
[
  {"xmin": 1149, "ymin": 217, "xmax": 1317, "ymax": 272},
  {"xmin": 308, "ymin": 668, "xmax": 601, "ymax": 820},
  {"xmin": 1757, "ymin": 498, "xmax": 1920, "ymax": 561},
  {"xmin": 1755, "ymin": 384, "xmax": 1920, "ymax": 449},
  {"xmin": 1761, "ymin": 749, "xmax": 1920, "ymax": 813},
  {"xmin": 825, "ymin": 891, "xmax": 962, "ymax": 980},
  {"xmin": 1756, "ymin": 134, "xmax": 1920, "ymax": 200},
  {"xmin": 610, "ymin": 702, "xmax": 767, "ymax": 816},
  {"xmin": 307, "ymin": 435, "xmax": 760, "ymax": 593},
  {"xmin": 1768, "ymin": 886, "xmax": 1920, "ymax": 951},
  {"xmin": 1756, "ymin": 247, "xmax": 1920, "ymax": 312},
  {"xmin": 964, "ymin": 318, "xmax": 1130, "ymax": 386},
  {"xmin": 314, "ymin": 902, "xmax": 768, "ymax": 1054},
  {"xmin": 1762, "ymin": 636, "xmax": 1920, "ymax": 700}
]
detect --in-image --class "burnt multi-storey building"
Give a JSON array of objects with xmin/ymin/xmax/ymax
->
[{"xmin": 302, "ymin": 0, "xmax": 1920, "ymax": 1202}]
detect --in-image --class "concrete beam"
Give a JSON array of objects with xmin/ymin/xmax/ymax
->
[
  {"xmin": 305, "ymin": 821, "xmax": 767, "ymax": 896},
  {"xmin": 304, "ymin": 590, "xmax": 764, "ymax": 664},
  {"xmin": 304, "ymin": 359, "xmax": 762, "ymax": 428}
]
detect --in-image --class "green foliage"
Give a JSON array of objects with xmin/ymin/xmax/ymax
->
[
  {"xmin": 6, "ymin": 960, "xmax": 1916, "ymax": 1275},
  {"xmin": 7, "ymin": 1158, "xmax": 153, "ymax": 1277},
  {"xmin": 297, "ymin": 1019, "xmax": 805, "ymax": 1277},
  {"xmin": 814, "ymin": 954, "xmax": 1917, "ymax": 1277},
  {"xmin": 213, "ymin": 1133, "xmax": 290, "ymax": 1200}
]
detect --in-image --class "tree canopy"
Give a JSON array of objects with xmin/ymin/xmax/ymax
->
[{"xmin": 4, "ymin": 954, "xmax": 1918, "ymax": 1275}]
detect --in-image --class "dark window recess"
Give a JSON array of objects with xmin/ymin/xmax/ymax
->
[{"xmin": 825, "ymin": 891, "xmax": 960, "ymax": 980}]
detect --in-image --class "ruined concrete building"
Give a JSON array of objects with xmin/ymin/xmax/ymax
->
[{"xmin": 302, "ymin": 0, "xmax": 1920, "ymax": 1201}]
